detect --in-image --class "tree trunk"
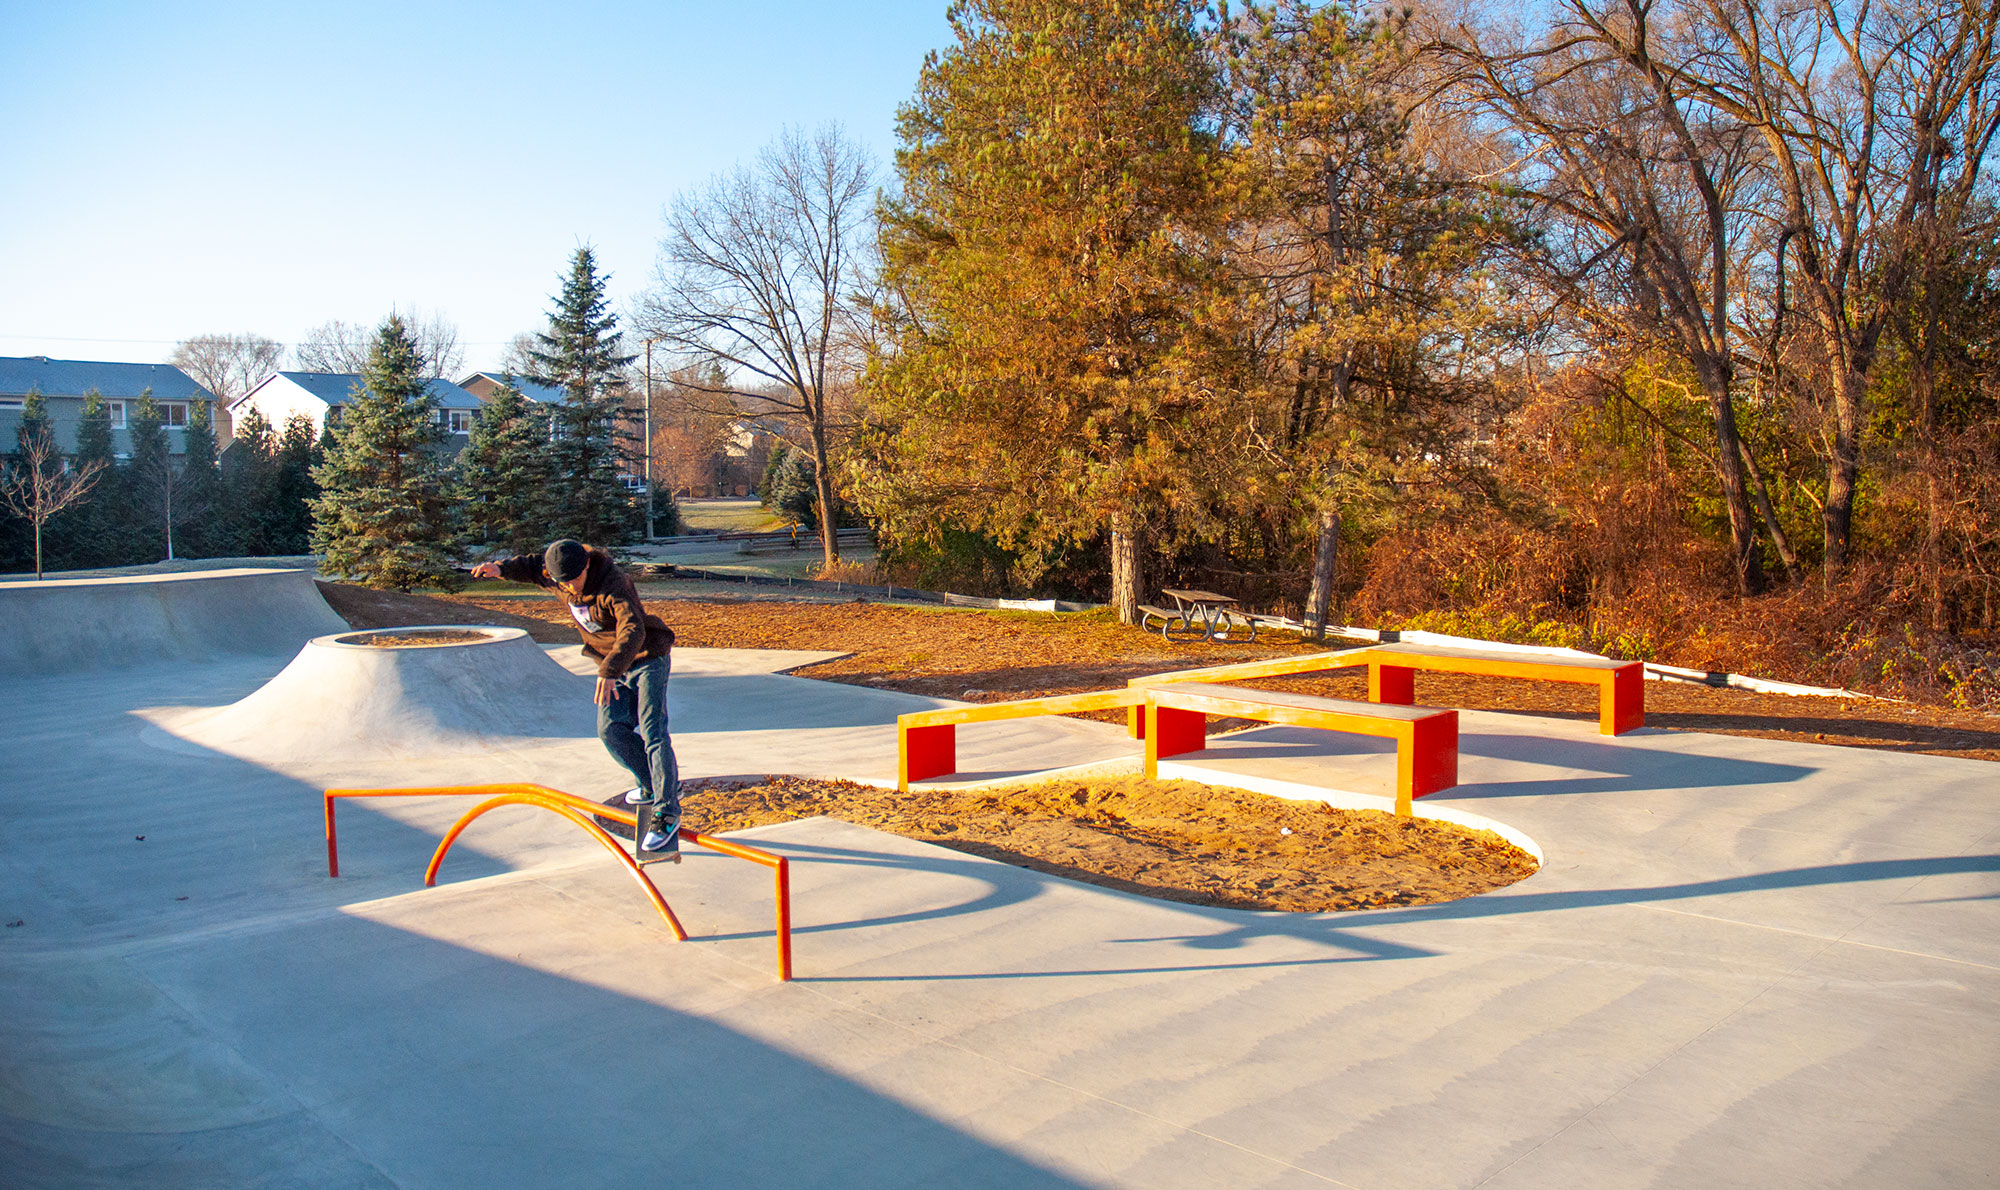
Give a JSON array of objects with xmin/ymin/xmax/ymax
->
[
  {"xmin": 1698, "ymin": 363, "xmax": 1766, "ymax": 596},
  {"xmin": 1822, "ymin": 367, "xmax": 1865, "ymax": 579},
  {"xmin": 33, "ymin": 515, "xmax": 43, "ymax": 581},
  {"xmin": 1304, "ymin": 506, "xmax": 1341, "ymax": 641},
  {"xmin": 808, "ymin": 409, "xmax": 840, "ymax": 568},
  {"xmin": 1737, "ymin": 439, "xmax": 1800, "ymax": 583},
  {"xmin": 1110, "ymin": 513, "xmax": 1143, "ymax": 625}
]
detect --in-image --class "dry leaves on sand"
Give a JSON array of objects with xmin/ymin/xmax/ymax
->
[{"xmin": 682, "ymin": 774, "xmax": 1538, "ymax": 913}]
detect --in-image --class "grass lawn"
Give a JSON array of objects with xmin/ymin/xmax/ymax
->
[{"xmin": 676, "ymin": 498, "xmax": 785, "ymax": 533}]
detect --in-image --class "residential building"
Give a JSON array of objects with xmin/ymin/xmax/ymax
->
[
  {"xmin": 0, "ymin": 355, "xmax": 217, "ymax": 457},
  {"xmin": 230, "ymin": 371, "xmax": 485, "ymax": 448},
  {"xmin": 457, "ymin": 372, "xmax": 566, "ymax": 406}
]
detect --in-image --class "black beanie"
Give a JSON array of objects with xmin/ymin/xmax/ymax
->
[{"xmin": 544, "ymin": 539, "xmax": 588, "ymax": 582}]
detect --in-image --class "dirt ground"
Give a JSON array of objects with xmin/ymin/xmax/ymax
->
[
  {"xmin": 316, "ymin": 579, "xmax": 1999, "ymax": 913},
  {"xmin": 322, "ymin": 579, "xmax": 2000, "ymax": 761},
  {"xmin": 648, "ymin": 775, "xmax": 1537, "ymax": 912}
]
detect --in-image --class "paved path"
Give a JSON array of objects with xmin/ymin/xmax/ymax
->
[{"xmin": 1, "ymin": 574, "xmax": 1996, "ymax": 1187}]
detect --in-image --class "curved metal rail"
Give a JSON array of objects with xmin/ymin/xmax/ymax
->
[
  {"xmin": 424, "ymin": 791, "xmax": 687, "ymax": 940},
  {"xmin": 322, "ymin": 782, "xmax": 792, "ymax": 980}
]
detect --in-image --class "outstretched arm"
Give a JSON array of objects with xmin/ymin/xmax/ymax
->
[{"xmin": 472, "ymin": 555, "xmax": 551, "ymax": 587}]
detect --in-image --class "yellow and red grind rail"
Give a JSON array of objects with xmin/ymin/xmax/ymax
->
[
  {"xmin": 1124, "ymin": 643, "xmax": 1645, "ymax": 737},
  {"xmin": 898, "ymin": 687, "xmax": 1149, "ymax": 791},
  {"xmin": 896, "ymin": 683, "xmax": 1456, "ymax": 815},
  {"xmin": 322, "ymin": 783, "xmax": 792, "ymax": 982},
  {"xmin": 1144, "ymin": 683, "xmax": 1456, "ymax": 817}
]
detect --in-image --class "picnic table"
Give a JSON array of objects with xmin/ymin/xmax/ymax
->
[{"xmin": 1158, "ymin": 589, "xmax": 1245, "ymax": 642}]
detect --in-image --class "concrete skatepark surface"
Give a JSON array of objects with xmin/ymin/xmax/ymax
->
[{"xmin": 3, "ymin": 569, "xmax": 1998, "ymax": 1187}]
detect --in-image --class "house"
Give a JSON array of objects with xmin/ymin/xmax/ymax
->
[
  {"xmin": 230, "ymin": 371, "xmax": 486, "ymax": 447},
  {"xmin": 457, "ymin": 371, "xmax": 566, "ymax": 406},
  {"xmin": 0, "ymin": 355, "xmax": 217, "ymax": 457}
]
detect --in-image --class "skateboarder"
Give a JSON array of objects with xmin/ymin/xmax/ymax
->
[{"xmin": 470, "ymin": 540, "xmax": 681, "ymax": 859}]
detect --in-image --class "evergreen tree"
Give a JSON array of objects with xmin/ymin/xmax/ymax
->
[
  {"xmin": 761, "ymin": 443, "xmax": 838, "ymax": 532},
  {"xmin": 456, "ymin": 380, "xmax": 556, "ymax": 555},
  {"xmin": 222, "ymin": 406, "xmax": 279, "ymax": 554},
  {"xmin": 12, "ymin": 388, "xmax": 53, "ymax": 457},
  {"xmin": 309, "ymin": 315, "xmax": 461, "ymax": 590},
  {"xmin": 56, "ymin": 390, "xmax": 123, "ymax": 569},
  {"xmin": 528, "ymin": 247, "xmax": 639, "ymax": 543},
  {"xmin": 267, "ymin": 413, "xmax": 321, "ymax": 555},
  {"xmin": 0, "ymin": 389, "xmax": 50, "ymax": 570},
  {"xmin": 128, "ymin": 391, "xmax": 181, "ymax": 561},
  {"xmin": 177, "ymin": 399, "xmax": 221, "ymax": 557}
]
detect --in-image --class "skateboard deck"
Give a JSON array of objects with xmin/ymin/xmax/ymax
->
[{"xmin": 597, "ymin": 793, "xmax": 681, "ymax": 865}]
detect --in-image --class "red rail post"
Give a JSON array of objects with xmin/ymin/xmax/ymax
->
[
  {"xmin": 1370, "ymin": 662, "xmax": 1417, "ymax": 705},
  {"xmin": 1403, "ymin": 711, "xmax": 1460, "ymax": 815},
  {"xmin": 899, "ymin": 722, "xmax": 957, "ymax": 790},
  {"xmin": 1605, "ymin": 663, "xmax": 1645, "ymax": 735},
  {"xmin": 1144, "ymin": 703, "xmax": 1208, "ymax": 777},
  {"xmin": 324, "ymin": 793, "xmax": 340, "ymax": 877}
]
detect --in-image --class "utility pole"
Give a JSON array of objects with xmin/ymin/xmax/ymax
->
[{"xmin": 643, "ymin": 338, "xmax": 656, "ymax": 541}]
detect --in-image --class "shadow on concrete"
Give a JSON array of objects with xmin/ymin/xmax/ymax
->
[
  {"xmin": 1109, "ymin": 854, "xmax": 2000, "ymax": 953},
  {"xmin": 1191, "ymin": 726, "xmax": 1817, "ymax": 799},
  {"xmin": 2, "ymin": 911, "xmax": 1093, "ymax": 1188},
  {"xmin": 695, "ymin": 836, "xmax": 1438, "ymax": 979},
  {"xmin": 0, "ymin": 687, "xmax": 523, "ymax": 953},
  {"xmin": 1443, "ymin": 731, "xmax": 1817, "ymax": 798}
]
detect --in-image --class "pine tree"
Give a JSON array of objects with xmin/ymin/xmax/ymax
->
[
  {"xmin": 309, "ymin": 315, "xmax": 461, "ymax": 590},
  {"xmin": 56, "ymin": 390, "xmax": 122, "ymax": 568},
  {"xmin": 177, "ymin": 399, "xmax": 221, "ymax": 557},
  {"xmin": 128, "ymin": 392, "xmax": 181, "ymax": 561},
  {"xmin": 268, "ymin": 413, "xmax": 321, "ymax": 555},
  {"xmin": 12, "ymin": 388, "xmax": 53, "ymax": 457},
  {"xmin": 0, "ymin": 389, "xmax": 49, "ymax": 571},
  {"xmin": 529, "ymin": 247, "xmax": 639, "ymax": 544},
  {"xmin": 761, "ymin": 443, "xmax": 834, "ymax": 531},
  {"xmin": 222, "ymin": 406, "xmax": 279, "ymax": 554},
  {"xmin": 457, "ymin": 380, "xmax": 556, "ymax": 555}
]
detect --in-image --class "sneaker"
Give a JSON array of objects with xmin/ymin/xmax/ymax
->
[
  {"xmin": 640, "ymin": 813, "xmax": 682, "ymax": 862},
  {"xmin": 622, "ymin": 787, "xmax": 648, "ymax": 805}
]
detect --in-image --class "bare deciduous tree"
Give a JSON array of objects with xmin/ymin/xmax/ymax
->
[
  {"xmin": 497, "ymin": 332, "xmax": 541, "ymax": 381},
  {"xmin": 1667, "ymin": 0, "xmax": 2000, "ymax": 576},
  {"xmin": 169, "ymin": 333, "xmax": 284, "ymax": 407},
  {"xmin": 1434, "ymin": 1, "xmax": 1776, "ymax": 595},
  {"xmin": 2, "ymin": 428, "xmax": 105, "ymax": 579},
  {"xmin": 639, "ymin": 123, "xmax": 875, "ymax": 565},
  {"xmin": 293, "ymin": 310, "xmax": 465, "ymax": 379},
  {"xmin": 1434, "ymin": 0, "xmax": 2000, "ymax": 589}
]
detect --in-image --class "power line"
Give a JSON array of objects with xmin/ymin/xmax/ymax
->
[{"xmin": 0, "ymin": 333, "xmax": 521, "ymax": 346}]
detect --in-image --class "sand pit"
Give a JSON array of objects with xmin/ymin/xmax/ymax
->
[
  {"xmin": 337, "ymin": 628, "xmax": 496, "ymax": 647},
  {"xmin": 675, "ymin": 774, "xmax": 1539, "ymax": 912}
]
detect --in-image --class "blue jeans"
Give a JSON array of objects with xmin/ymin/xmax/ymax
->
[{"xmin": 597, "ymin": 654, "xmax": 680, "ymax": 820}]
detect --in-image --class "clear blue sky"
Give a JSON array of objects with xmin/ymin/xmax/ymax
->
[{"xmin": 0, "ymin": 0, "xmax": 953, "ymax": 369}]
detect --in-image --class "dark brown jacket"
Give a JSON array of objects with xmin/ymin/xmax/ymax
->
[{"xmin": 496, "ymin": 546, "xmax": 674, "ymax": 678}]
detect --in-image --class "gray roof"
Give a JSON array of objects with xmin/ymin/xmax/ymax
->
[
  {"xmin": 0, "ymin": 355, "xmax": 213, "ymax": 401},
  {"xmin": 461, "ymin": 371, "xmax": 567, "ymax": 404},
  {"xmin": 272, "ymin": 371, "xmax": 484, "ymax": 410}
]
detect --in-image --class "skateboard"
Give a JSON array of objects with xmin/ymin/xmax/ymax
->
[{"xmin": 597, "ymin": 793, "xmax": 681, "ymax": 865}]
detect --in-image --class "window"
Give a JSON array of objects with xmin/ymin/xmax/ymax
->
[
  {"xmin": 108, "ymin": 401, "xmax": 126, "ymax": 429},
  {"xmin": 446, "ymin": 409, "xmax": 473, "ymax": 433},
  {"xmin": 0, "ymin": 397, "xmax": 21, "ymax": 410},
  {"xmin": 161, "ymin": 402, "xmax": 189, "ymax": 427}
]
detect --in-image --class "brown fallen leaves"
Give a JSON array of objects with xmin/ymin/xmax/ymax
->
[{"xmin": 681, "ymin": 774, "xmax": 1539, "ymax": 913}]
